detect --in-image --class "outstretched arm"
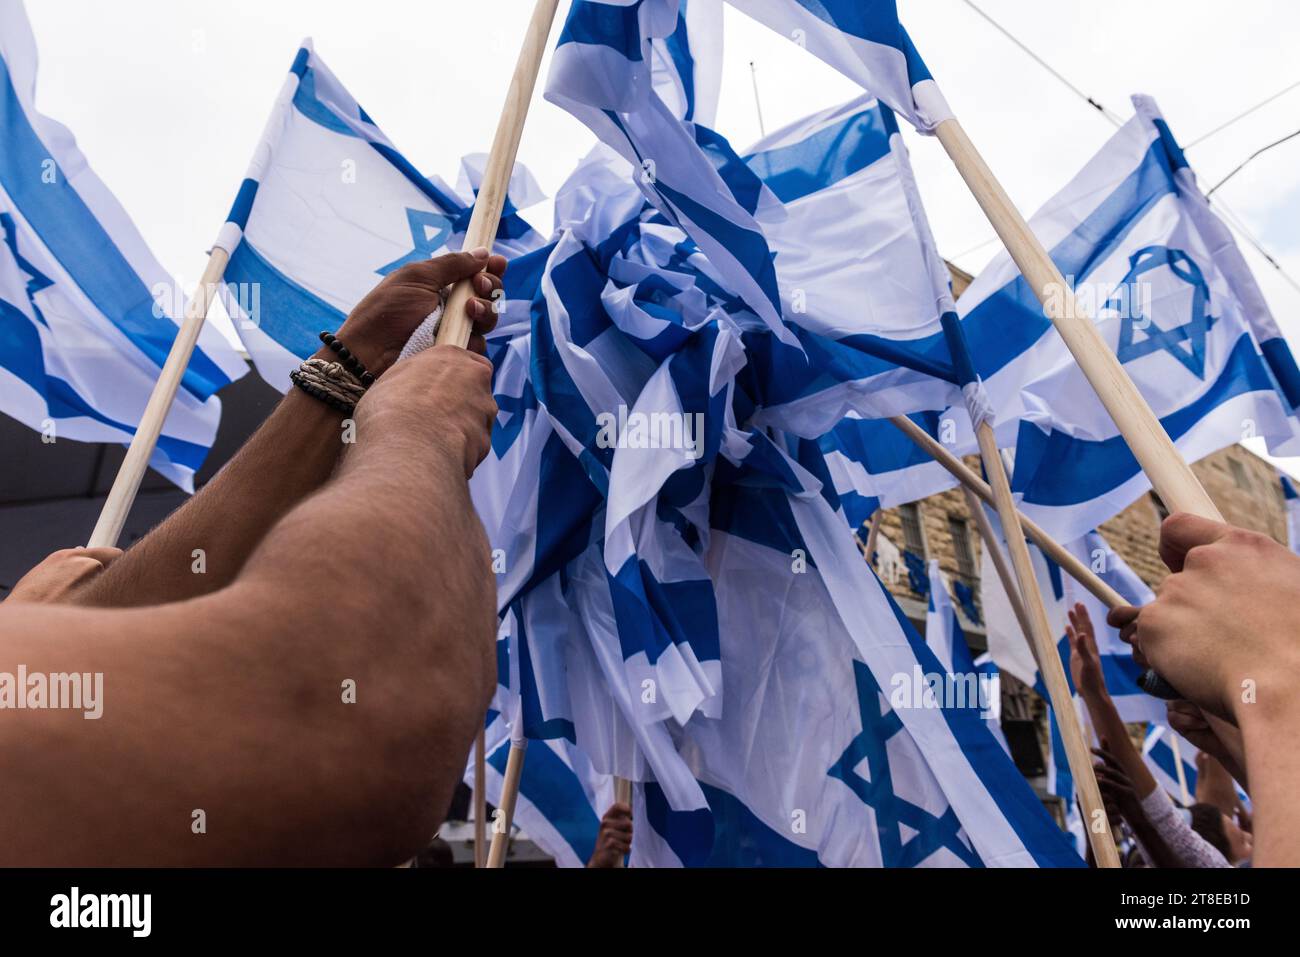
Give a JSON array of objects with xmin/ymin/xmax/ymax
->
[
  {"xmin": 0, "ymin": 345, "xmax": 499, "ymax": 866},
  {"xmin": 74, "ymin": 251, "xmax": 506, "ymax": 609},
  {"xmin": 1067, "ymin": 603, "xmax": 1158, "ymax": 799}
]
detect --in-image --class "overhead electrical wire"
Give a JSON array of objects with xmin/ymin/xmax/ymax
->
[{"xmin": 956, "ymin": 0, "xmax": 1300, "ymax": 297}]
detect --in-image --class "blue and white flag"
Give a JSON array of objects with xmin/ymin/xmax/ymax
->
[
  {"xmin": 546, "ymin": 0, "xmax": 796, "ymax": 346},
  {"xmin": 1141, "ymin": 724, "xmax": 1198, "ymax": 805},
  {"xmin": 1282, "ymin": 472, "xmax": 1300, "ymax": 555},
  {"xmin": 0, "ymin": 0, "xmax": 246, "ymax": 490},
  {"xmin": 927, "ymin": 560, "xmax": 1010, "ymax": 756},
  {"xmin": 741, "ymin": 94, "xmax": 968, "ymax": 437},
  {"xmin": 472, "ymin": 707, "xmax": 615, "ymax": 868},
  {"xmin": 924, "ymin": 559, "xmax": 976, "ymax": 675},
  {"xmin": 958, "ymin": 95, "xmax": 1300, "ymax": 543},
  {"xmin": 723, "ymin": 0, "xmax": 953, "ymax": 132},
  {"xmin": 215, "ymin": 40, "xmax": 546, "ymax": 390},
  {"xmin": 627, "ymin": 475, "xmax": 1078, "ymax": 867}
]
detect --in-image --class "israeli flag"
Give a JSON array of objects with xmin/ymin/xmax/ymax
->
[
  {"xmin": 1141, "ymin": 724, "xmax": 1198, "ymax": 805},
  {"xmin": 546, "ymin": 0, "xmax": 796, "ymax": 346},
  {"xmin": 1282, "ymin": 473, "xmax": 1300, "ymax": 555},
  {"xmin": 927, "ymin": 560, "xmax": 1010, "ymax": 755},
  {"xmin": 627, "ymin": 475, "xmax": 1078, "ymax": 867},
  {"xmin": 958, "ymin": 95, "xmax": 1300, "ymax": 543},
  {"xmin": 471, "ymin": 708, "xmax": 615, "ymax": 868},
  {"xmin": 723, "ymin": 0, "xmax": 953, "ymax": 132},
  {"xmin": 215, "ymin": 40, "xmax": 545, "ymax": 391},
  {"xmin": 819, "ymin": 413, "xmax": 956, "ymax": 530},
  {"xmin": 924, "ymin": 559, "xmax": 976, "ymax": 674},
  {"xmin": 0, "ymin": 0, "xmax": 246, "ymax": 490},
  {"xmin": 741, "ymin": 94, "xmax": 966, "ymax": 437}
]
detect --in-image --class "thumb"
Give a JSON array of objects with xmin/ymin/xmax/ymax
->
[
  {"xmin": 1158, "ymin": 512, "xmax": 1230, "ymax": 573},
  {"xmin": 403, "ymin": 247, "xmax": 492, "ymax": 290}
]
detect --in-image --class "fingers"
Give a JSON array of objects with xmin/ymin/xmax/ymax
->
[
  {"xmin": 77, "ymin": 546, "xmax": 124, "ymax": 568},
  {"xmin": 1158, "ymin": 512, "xmax": 1231, "ymax": 573},
  {"xmin": 404, "ymin": 247, "xmax": 493, "ymax": 289},
  {"xmin": 1105, "ymin": 603, "xmax": 1139, "ymax": 631}
]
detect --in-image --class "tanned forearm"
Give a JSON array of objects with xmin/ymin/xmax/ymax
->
[
  {"xmin": 0, "ymin": 391, "xmax": 496, "ymax": 865},
  {"xmin": 75, "ymin": 388, "xmax": 347, "ymax": 608}
]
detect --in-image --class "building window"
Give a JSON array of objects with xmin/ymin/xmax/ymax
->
[
  {"xmin": 949, "ymin": 515, "xmax": 977, "ymax": 581},
  {"xmin": 1228, "ymin": 457, "xmax": 1251, "ymax": 491},
  {"xmin": 1150, "ymin": 492, "xmax": 1170, "ymax": 521},
  {"xmin": 899, "ymin": 503, "xmax": 926, "ymax": 556}
]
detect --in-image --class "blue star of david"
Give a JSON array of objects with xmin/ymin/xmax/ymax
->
[
  {"xmin": 828, "ymin": 660, "xmax": 983, "ymax": 867},
  {"xmin": 1, "ymin": 212, "xmax": 53, "ymax": 326},
  {"xmin": 1111, "ymin": 245, "xmax": 1217, "ymax": 379},
  {"xmin": 376, "ymin": 207, "xmax": 454, "ymax": 276}
]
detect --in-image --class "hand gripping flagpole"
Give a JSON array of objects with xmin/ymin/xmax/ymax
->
[
  {"xmin": 932, "ymin": 117, "xmax": 1223, "ymax": 526},
  {"xmin": 937, "ymin": 319, "xmax": 1119, "ymax": 868},
  {"xmin": 87, "ymin": 247, "xmax": 232, "ymax": 549},
  {"xmin": 433, "ymin": 0, "xmax": 561, "ymax": 867}
]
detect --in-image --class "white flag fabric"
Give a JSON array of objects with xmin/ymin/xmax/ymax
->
[
  {"xmin": 723, "ymin": 0, "xmax": 952, "ymax": 133},
  {"xmin": 1141, "ymin": 724, "xmax": 1198, "ymax": 804},
  {"xmin": 215, "ymin": 40, "xmax": 546, "ymax": 391},
  {"xmin": 469, "ymin": 708, "xmax": 615, "ymax": 869},
  {"xmin": 958, "ymin": 95, "xmax": 1300, "ymax": 543},
  {"xmin": 470, "ymin": 9, "xmax": 1080, "ymax": 865},
  {"xmin": 0, "ymin": 0, "xmax": 247, "ymax": 490}
]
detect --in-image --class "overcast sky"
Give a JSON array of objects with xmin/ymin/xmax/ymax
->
[{"xmin": 22, "ymin": 0, "xmax": 1300, "ymax": 472}]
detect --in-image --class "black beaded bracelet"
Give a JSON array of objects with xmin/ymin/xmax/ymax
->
[{"xmin": 319, "ymin": 331, "xmax": 377, "ymax": 387}]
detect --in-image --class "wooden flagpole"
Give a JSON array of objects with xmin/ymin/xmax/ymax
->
[
  {"xmin": 485, "ymin": 730, "xmax": 526, "ymax": 868},
  {"xmin": 932, "ymin": 118, "xmax": 1223, "ymax": 525},
  {"xmin": 435, "ymin": 0, "xmax": 561, "ymax": 348},
  {"xmin": 87, "ymin": 247, "xmax": 231, "ymax": 549},
  {"xmin": 969, "ymin": 420, "xmax": 1120, "ymax": 867},
  {"xmin": 426, "ymin": 0, "xmax": 560, "ymax": 867},
  {"xmin": 888, "ymin": 415, "xmax": 1125, "ymax": 611}
]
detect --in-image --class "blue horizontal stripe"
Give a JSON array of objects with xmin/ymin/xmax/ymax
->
[
  {"xmin": 0, "ymin": 299, "xmax": 209, "ymax": 472},
  {"xmin": 557, "ymin": 0, "xmax": 645, "ymax": 62},
  {"xmin": 0, "ymin": 56, "xmax": 230, "ymax": 400},
  {"xmin": 1013, "ymin": 334, "xmax": 1276, "ymax": 507},
  {"xmin": 1261, "ymin": 335, "xmax": 1300, "ymax": 410},
  {"xmin": 223, "ymin": 240, "xmax": 346, "ymax": 363},
  {"xmin": 745, "ymin": 101, "xmax": 895, "ymax": 204},
  {"xmin": 488, "ymin": 739, "xmax": 600, "ymax": 865}
]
